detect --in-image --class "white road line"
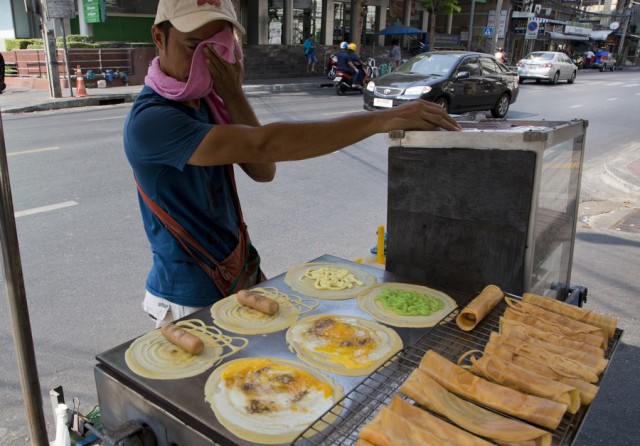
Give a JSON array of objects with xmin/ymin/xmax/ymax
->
[
  {"xmin": 604, "ymin": 82, "xmax": 623, "ymax": 86},
  {"xmin": 15, "ymin": 201, "xmax": 78, "ymax": 218},
  {"xmin": 8, "ymin": 146, "xmax": 61, "ymax": 157},
  {"xmin": 323, "ymin": 110, "xmax": 362, "ymax": 116},
  {"xmin": 607, "ymin": 97, "xmax": 618, "ymax": 101},
  {"xmin": 86, "ymin": 116, "xmax": 128, "ymax": 122},
  {"xmin": 569, "ymin": 105, "xmax": 584, "ymax": 108},
  {"xmin": 622, "ymin": 83, "xmax": 640, "ymax": 88}
]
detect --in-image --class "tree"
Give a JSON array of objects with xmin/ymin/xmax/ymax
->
[{"xmin": 420, "ymin": 0, "xmax": 461, "ymax": 50}]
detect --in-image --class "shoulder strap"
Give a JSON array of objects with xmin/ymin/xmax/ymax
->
[{"xmin": 134, "ymin": 174, "xmax": 234, "ymax": 282}]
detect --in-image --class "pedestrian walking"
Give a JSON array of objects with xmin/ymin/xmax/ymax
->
[
  {"xmin": 391, "ymin": 40, "xmax": 401, "ymax": 69},
  {"xmin": 124, "ymin": 0, "xmax": 462, "ymax": 327},
  {"xmin": 303, "ymin": 34, "xmax": 318, "ymax": 73}
]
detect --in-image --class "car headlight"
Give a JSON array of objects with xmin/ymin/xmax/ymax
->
[
  {"xmin": 402, "ymin": 86, "xmax": 432, "ymax": 96},
  {"xmin": 366, "ymin": 82, "xmax": 375, "ymax": 92}
]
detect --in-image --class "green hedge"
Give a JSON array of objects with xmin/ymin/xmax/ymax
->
[{"xmin": 3, "ymin": 35, "xmax": 151, "ymax": 50}]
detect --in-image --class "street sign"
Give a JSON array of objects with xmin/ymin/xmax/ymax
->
[
  {"xmin": 45, "ymin": 0, "xmax": 75, "ymax": 19},
  {"xmin": 84, "ymin": 0, "xmax": 106, "ymax": 24},
  {"xmin": 484, "ymin": 27, "xmax": 493, "ymax": 37},
  {"xmin": 525, "ymin": 19, "xmax": 539, "ymax": 40}
]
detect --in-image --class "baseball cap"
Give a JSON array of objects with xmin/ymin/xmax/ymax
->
[{"xmin": 154, "ymin": 0, "xmax": 245, "ymax": 34}]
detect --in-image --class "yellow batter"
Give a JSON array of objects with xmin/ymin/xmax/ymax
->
[{"xmin": 285, "ymin": 262, "xmax": 377, "ymax": 300}]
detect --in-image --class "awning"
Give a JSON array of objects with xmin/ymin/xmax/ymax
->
[
  {"xmin": 547, "ymin": 31, "xmax": 589, "ymax": 41},
  {"xmin": 590, "ymin": 30, "xmax": 613, "ymax": 40}
]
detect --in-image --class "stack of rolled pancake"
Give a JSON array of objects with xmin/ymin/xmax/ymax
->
[{"xmin": 357, "ymin": 292, "xmax": 617, "ymax": 446}]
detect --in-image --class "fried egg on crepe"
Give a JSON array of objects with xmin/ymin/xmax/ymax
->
[
  {"xmin": 211, "ymin": 286, "xmax": 319, "ymax": 335},
  {"xmin": 204, "ymin": 357, "xmax": 342, "ymax": 444},
  {"xmin": 124, "ymin": 320, "xmax": 248, "ymax": 380},
  {"xmin": 285, "ymin": 262, "xmax": 376, "ymax": 300},
  {"xmin": 286, "ymin": 314, "xmax": 403, "ymax": 376}
]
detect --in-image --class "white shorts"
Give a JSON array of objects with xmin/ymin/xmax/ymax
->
[{"xmin": 142, "ymin": 291, "xmax": 203, "ymax": 328}]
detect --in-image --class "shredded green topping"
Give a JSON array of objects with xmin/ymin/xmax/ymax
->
[{"xmin": 375, "ymin": 289, "xmax": 444, "ymax": 316}]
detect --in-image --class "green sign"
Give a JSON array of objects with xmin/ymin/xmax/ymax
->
[{"xmin": 84, "ymin": 0, "xmax": 106, "ymax": 24}]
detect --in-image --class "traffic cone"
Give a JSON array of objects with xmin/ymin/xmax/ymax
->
[{"xmin": 75, "ymin": 65, "xmax": 88, "ymax": 98}]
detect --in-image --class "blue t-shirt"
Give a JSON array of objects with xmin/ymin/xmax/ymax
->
[{"xmin": 123, "ymin": 86, "xmax": 239, "ymax": 307}]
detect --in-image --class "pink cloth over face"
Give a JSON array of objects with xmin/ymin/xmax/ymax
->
[{"xmin": 144, "ymin": 27, "xmax": 243, "ymax": 124}]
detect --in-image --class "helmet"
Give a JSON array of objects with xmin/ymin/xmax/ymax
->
[
  {"xmin": 497, "ymin": 47, "xmax": 504, "ymax": 52},
  {"xmin": 348, "ymin": 43, "xmax": 357, "ymax": 52},
  {"xmin": 340, "ymin": 42, "xmax": 348, "ymax": 49}
]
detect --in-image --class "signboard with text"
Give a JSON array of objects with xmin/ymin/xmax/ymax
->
[
  {"xmin": 45, "ymin": 0, "xmax": 76, "ymax": 19},
  {"xmin": 487, "ymin": 10, "xmax": 508, "ymax": 38},
  {"xmin": 84, "ymin": 0, "xmax": 106, "ymax": 24},
  {"xmin": 525, "ymin": 19, "xmax": 540, "ymax": 40}
]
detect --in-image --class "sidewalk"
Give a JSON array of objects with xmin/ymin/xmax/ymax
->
[
  {"xmin": 0, "ymin": 75, "xmax": 333, "ymax": 114},
  {"xmin": 1, "ymin": 74, "xmax": 639, "ymax": 193}
]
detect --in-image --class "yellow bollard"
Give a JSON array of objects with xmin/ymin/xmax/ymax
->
[{"xmin": 376, "ymin": 225, "xmax": 385, "ymax": 264}]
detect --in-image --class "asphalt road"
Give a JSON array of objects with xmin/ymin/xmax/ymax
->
[{"xmin": 0, "ymin": 69, "xmax": 638, "ymax": 444}]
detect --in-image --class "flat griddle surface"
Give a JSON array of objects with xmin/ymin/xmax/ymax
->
[{"xmin": 96, "ymin": 255, "xmax": 469, "ymax": 445}]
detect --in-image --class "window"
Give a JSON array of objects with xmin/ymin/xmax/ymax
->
[
  {"xmin": 458, "ymin": 58, "xmax": 480, "ymax": 76},
  {"xmin": 479, "ymin": 57, "xmax": 499, "ymax": 75}
]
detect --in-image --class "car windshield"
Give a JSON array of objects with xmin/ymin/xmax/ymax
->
[
  {"xmin": 397, "ymin": 54, "xmax": 460, "ymax": 76},
  {"xmin": 523, "ymin": 52, "xmax": 554, "ymax": 61}
]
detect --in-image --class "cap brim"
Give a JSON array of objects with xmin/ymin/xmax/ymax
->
[{"xmin": 169, "ymin": 12, "xmax": 245, "ymax": 34}]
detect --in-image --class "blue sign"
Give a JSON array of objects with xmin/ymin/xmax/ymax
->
[{"xmin": 484, "ymin": 27, "xmax": 493, "ymax": 37}]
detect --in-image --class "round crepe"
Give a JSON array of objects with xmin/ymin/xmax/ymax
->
[
  {"xmin": 285, "ymin": 262, "xmax": 376, "ymax": 300},
  {"xmin": 286, "ymin": 314, "xmax": 403, "ymax": 376},
  {"xmin": 124, "ymin": 319, "xmax": 248, "ymax": 380},
  {"xmin": 357, "ymin": 282, "xmax": 457, "ymax": 328},
  {"xmin": 210, "ymin": 286, "xmax": 319, "ymax": 335},
  {"xmin": 204, "ymin": 357, "xmax": 343, "ymax": 444}
]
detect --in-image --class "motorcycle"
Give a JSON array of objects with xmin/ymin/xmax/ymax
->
[
  {"xmin": 334, "ymin": 63, "xmax": 369, "ymax": 96},
  {"xmin": 325, "ymin": 53, "xmax": 338, "ymax": 80}
]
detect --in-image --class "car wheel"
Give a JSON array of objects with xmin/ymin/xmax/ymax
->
[
  {"xmin": 551, "ymin": 71, "xmax": 560, "ymax": 85},
  {"xmin": 491, "ymin": 93, "xmax": 510, "ymax": 118},
  {"xmin": 599, "ymin": 65, "xmax": 605, "ymax": 72},
  {"xmin": 568, "ymin": 71, "xmax": 576, "ymax": 84},
  {"xmin": 434, "ymin": 97, "xmax": 449, "ymax": 113},
  {"xmin": 535, "ymin": 79, "xmax": 542, "ymax": 84}
]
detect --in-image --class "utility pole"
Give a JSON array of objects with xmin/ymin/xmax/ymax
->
[
  {"xmin": 492, "ymin": 0, "xmax": 504, "ymax": 53},
  {"xmin": 616, "ymin": 2, "xmax": 632, "ymax": 56}
]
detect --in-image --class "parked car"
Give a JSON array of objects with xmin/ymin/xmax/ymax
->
[
  {"xmin": 363, "ymin": 51, "xmax": 519, "ymax": 118},
  {"xmin": 592, "ymin": 50, "xmax": 617, "ymax": 71},
  {"xmin": 517, "ymin": 51, "xmax": 578, "ymax": 84}
]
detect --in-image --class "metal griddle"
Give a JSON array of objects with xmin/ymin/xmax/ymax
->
[{"xmin": 95, "ymin": 254, "xmax": 472, "ymax": 446}]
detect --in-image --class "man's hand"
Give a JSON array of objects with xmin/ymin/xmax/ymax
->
[
  {"xmin": 203, "ymin": 45, "xmax": 244, "ymax": 103},
  {"xmin": 380, "ymin": 100, "xmax": 462, "ymax": 132}
]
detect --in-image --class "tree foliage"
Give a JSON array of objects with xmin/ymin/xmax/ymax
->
[{"xmin": 420, "ymin": 0, "xmax": 462, "ymax": 50}]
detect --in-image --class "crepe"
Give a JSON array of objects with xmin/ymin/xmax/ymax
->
[
  {"xmin": 503, "ymin": 307, "xmax": 605, "ymax": 349},
  {"xmin": 124, "ymin": 319, "xmax": 248, "ymax": 380},
  {"xmin": 357, "ymin": 282, "xmax": 457, "ymax": 328},
  {"xmin": 419, "ymin": 349, "xmax": 567, "ymax": 429},
  {"xmin": 523, "ymin": 292, "xmax": 617, "ymax": 339},
  {"xmin": 500, "ymin": 321, "xmax": 608, "ymax": 374},
  {"xmin": 210, "ymin": 286, "xmax": 319, "ymax": 335},
  {"xmin": 284, "ymin": 262, "xmax": 376, "ymax": 300},
  {"xmin": 204, "ymin": 357, "xmax": 343, "ymax": 444},
  {"xmin": 499, "ymin": 317, "xmax": 605, "ymax": 358},
  {"xmin": 460, "ymin": 350, "xmax": 581, "ymax": 414},
  {"xmin": 487, "ymin": 332, "xmax": 600, "ymax": 383},
  {"xmin": 505, "ymin": 297, "xmax": 607, "ymax": 348},
  {"xmin": 456, "ymin": 284, "xmax": 504, "ymax": 331},
  {"xmin": 484, "ymin": 342, "xmax": 599, "ymax": 405},
  {"xmin": 285, "ymin": 314, "xmax": 403, "ymax": 376},
  {"xmin": 400, "ymin": 367, "xmax": 552, "ymax": 446}
]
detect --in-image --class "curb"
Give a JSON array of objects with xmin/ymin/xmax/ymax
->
[{"xmin": 601, "ymin": 143, "xmax": 640, "ymax": 194}]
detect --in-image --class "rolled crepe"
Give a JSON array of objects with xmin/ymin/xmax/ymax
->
[
  {"xmin": 400, "ymin": 367, "xmax": 552, "ymax": 446},
  {"xmin": 484, "ymin": 342, "xmax": 599, "ymax": 405},
  {"xmin": 499, "ymin": 317, "xmax": 605, "ymax": 358},
  {"xmin": 503, "ymin": 307, "xmax": 604, "ymax": 349},
  {"xmin": 358, "ymin": 405, "xmax": 457, "ymax": 446},
  {"xmin": 488, "ymin": 332, "xmax": 599, "ymax": 383},
  {"xmin": 523, "ymin": 293, "xmax": 617, "ymax": 339},
  {"xmin": 500, "ymin": 322, "xmax": 608, "ymax": 374},
  {"xmin": 505, "ymin": 297, "xmax": 607, "ymax": 348},
  {"xmin": 461, "ymin": 350, "xmax": 581, "ymax": 414},
  {"xmin": 386, "ymin": 396, "xmax": 494, "ymax": 446},
  {"xmin": 419, "ymin": 349, "xmax": 567, "ymax": 430},
  {"xmin": 456, "ymin": 284, "xmax": 504, "ymax": 331}
]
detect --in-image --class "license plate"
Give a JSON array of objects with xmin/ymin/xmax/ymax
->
[
  {"xmin": 333, "ymin": 76, "xmax": 342, "ymax": 82},
  {"xmin": 374, "ymin": 98, "xmax": 393, "ymax": 108}
]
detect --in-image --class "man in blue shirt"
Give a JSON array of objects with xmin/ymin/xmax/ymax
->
[
  {"xmin": 125, "ymin": 0, "xmax": 461, "ymax": 327},
  {"xmin": 303, "ymin": 34, "xmax": 318, "ymax": 73},
  {"xmin": 336, "ymin": 42, "xmax": 362, "ymax": 87}
]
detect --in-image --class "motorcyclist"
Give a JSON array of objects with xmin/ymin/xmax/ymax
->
[
  {"xmin": 336, "ymin": 42, "xmax": 362, "ymax": 88},
  {"xmin": 494, "ymin": 47, "xmax": 509, "ymax": 64}
]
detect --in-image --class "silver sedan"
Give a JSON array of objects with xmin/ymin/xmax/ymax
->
[{"xmin": 517, "ymin": 51, "xmax": 578, "ymax": 84}]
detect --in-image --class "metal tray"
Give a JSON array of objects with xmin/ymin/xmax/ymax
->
[{"xmin": 293, "ymin": 297, "xmax": 623, "ymax": 446}]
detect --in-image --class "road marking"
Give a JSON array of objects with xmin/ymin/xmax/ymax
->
[
  {"xmin": 15, "ymin": 201, "xmax": 78, "ymax": 218},
  {"xmin": 323, "ymin": 110, "xmax": 362, "ymax": 116},
  {"xmin": 607, "ymin": 97, "xmax": 618, "ymax": 101},
  {"xmin": 569, "ymin": 105, "xmax": 584, "ymax": 108},
  {"xmin": 604, "ymin": 82, "xmax": 623, "ymax": 86},
  {"xmin": 8, "ymin": 146, "xmax": 61, "ymax": 157},
  {"xmin": 623, "ymin": 83, "xmax": 640, "ymax": 88},
  {"xmin": 86, "ymin": 116, "xmax": 128, "ymax": 122}
]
